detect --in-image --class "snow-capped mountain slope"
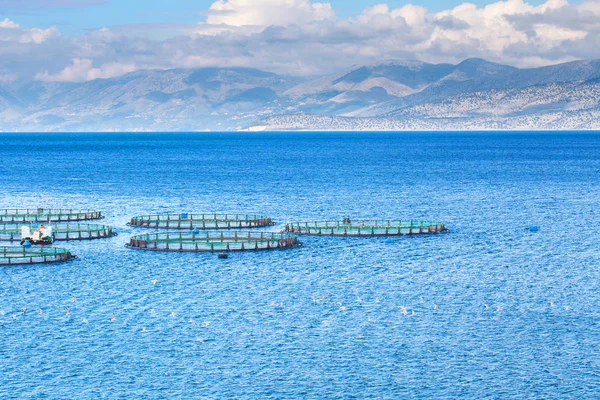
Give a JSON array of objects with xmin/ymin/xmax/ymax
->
[
  {"xmin": 255, "ymin": 78, "xmax": 600, "ymax": 131},
  {"xmin": 1, "ymin": 59, "xmax": 600, "ymax": 131}
]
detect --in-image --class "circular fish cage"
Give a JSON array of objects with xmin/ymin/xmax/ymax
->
[
  {"xmin": 0, "ymin": 247, "xmax": 77, "ymax": 266},
  {"xmin": 128, "ymin": 213, "xmax": 275, "ymax": 230},
  {"xmin": 0, "ymin": 223, "xmax": 117, "ymax": 242},
  {"xmin": 0, "ymin": 209, "xmax": 104, "ymax": 223},
  {"xmin": 285, "ymin": 220, "xmax": 448, "ymax": 236},
  {"xmin": 126, "ymin": 231, "xmax": 301, "ymax": 253}
]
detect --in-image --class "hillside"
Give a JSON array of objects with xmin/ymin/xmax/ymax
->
[{"xmin": 1, "ymin": 59, "xmax": 600, "ymax": 131}]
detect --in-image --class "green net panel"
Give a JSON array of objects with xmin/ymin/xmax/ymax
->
[
  {"xmin": 0, "ymin": 209, "xmax": 103, "ymax": 223},
  {"xmin": 284, "ymin": 220, "xmax": 447, "ymax": 236},
  {"xmin": 0, "ymin": 223, "xmax": 116, "ymax": 242},
  {"xmin": 127, "ymin": 231, "xmax": 302, "ymax": 253},
  {"xmin": 0, "ymin": 247, "xmax": 76, "ymax": 265},
  {"xmin": 128, "ymin": 213, "xmax": 275, "ymax": 230}
]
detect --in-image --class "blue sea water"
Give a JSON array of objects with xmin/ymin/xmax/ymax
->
[{"xmin": 1, "ymin": 131, "xmax": 600, "ymax": 399}]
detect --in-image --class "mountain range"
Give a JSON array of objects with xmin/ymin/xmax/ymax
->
[{"xmin": 1, "ymin": 58, "xmax": 600, "ymax": 132}]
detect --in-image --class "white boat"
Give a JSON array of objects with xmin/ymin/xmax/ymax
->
[{"xmin": 20, "ymin": 225, "xmax": 54, "ymax": 245}]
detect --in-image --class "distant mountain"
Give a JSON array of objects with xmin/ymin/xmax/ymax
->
[
  {"xmin": 1, "ymin": 67, "xmax": 299, "ymax": 131},
  {"xmin": 283, "ymin": 58, "xmax": 518, "ymax": 117},
  {"xmin": 255, "ymin": 58, "xmax": 600, "ymax": 130},
  {"xmin": 1, "ymin": 59, "xmax": 600, "ymax": 131},
  {"xmin": 257, "ymin": 79, "xmax": 600, "ymax": 131}
]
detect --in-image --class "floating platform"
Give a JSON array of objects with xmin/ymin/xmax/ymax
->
[
  {"xmin": 0, "ymin": 247, "xmax": 77, "ymax": 265},
  {"xmin": 126, "ymin": 231, "xmax": 301, "ymax": 253},
  {"xmin": 284, "ymin": 220, "xmax": 447, "ymax": 236},
  {"xmin": 0, "ymin": 223, "xmax": 116, "ymax": 242},
  {"xmin": 0, "ymin": 209, "xmax": 103, "ymax": 223},
  {"xmin": 128, "ymin": 213, "xmax": 275, "ymax": 230}
]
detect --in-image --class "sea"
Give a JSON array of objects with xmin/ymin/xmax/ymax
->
[{"xmin": 0, "ymin": 132, "xmax": 599, "ymax": 399}]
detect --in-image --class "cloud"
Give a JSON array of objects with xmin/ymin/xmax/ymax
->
[
  {"xmin": 193, "ymin": 0, "xmax": 600, "ymax": 71},
  {"xmin": 0, "ymin": 18, "xmax": 58, "ymax": 43},
  {"xmin": 0, "ymin": 18, "xmax": 20, "ymax": 28},
  {"xmin": 206, "ymin": 0, "xmax": 334, "ymax": 27},
  {"xmin": 427, "ymin": 0, "xmax": 577, "ymax": 56},
  {"xmin": 1, "ymin": 0, "xmax": 600, "ymax": 83},
  {"xmin": 35, "ymin": 58, "xmax": 137, "ymax": 82}
]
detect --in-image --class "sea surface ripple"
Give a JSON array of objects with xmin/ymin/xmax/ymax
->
[{"xmin": 0, "ymin": 132, "xmax": 599, "ymax": 399}]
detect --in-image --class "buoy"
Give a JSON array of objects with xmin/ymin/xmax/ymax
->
[
  {"xmin": 218, "ymin": 253, "xmax": 228, "ymax": 259},
  {"xmin": 23, "ymin": 240, "xmax": 32, "ymax": 247},
  {"xmin": 529, "ymin": 226, "xmax": 540, "ymax": 232},
  {"xmin": 180, "ymin": 213, "xmax": 189, "ymax": 219},
  {"xmin": 385, "ymin": 238, "xmax": 393, "ymax": 244},
  {"xmin": 193, "ymin": 227, "xmax": 200, "ymax": 234}
]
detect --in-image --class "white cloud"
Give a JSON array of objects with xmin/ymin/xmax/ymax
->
[
  {"xmin": 0, "ymin": 0, "xmax": 598, "ymax": 83},
  {"xmin": 20, "ymin": 26, "xmax": 59, "ymax": 44},
  {"xmin": 0, "ymin": 18, "xmax": 58, "ymax": 44},
  {"xmin": 0, "ymin": 18, "xmax": 20, "ymax": 29},
  {"xmin": 206, "ymin": 0, "xmax": 334, "ymax": 27},
  {"xmin": 534, "ymin": 24, "xmax": 587, "ymax": 42},
  {"xmin": 426, "ymin": 0, "xmax": 577, "ymax": 57},
  {"xmin": 36, "ymin": 58, "xmax": 137, "ymax": 82}
]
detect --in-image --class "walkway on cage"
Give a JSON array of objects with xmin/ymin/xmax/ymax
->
[
  {"xmin": 284, "ymin": 220, "xmax": 447, "ymax": 236},
  {"xmin": 128, "ymin": 213, "xmax": 275, "ymax": 230},
  {"xmin": 0, "ymin": 209, "xmax": 104, "ymax": 223},
  {"xmin": 0, "ymin": 247, "xmax": 77, "ymax": 265},
  {"xmin": 0, "ymin": 223, "xmax": 117, "ymax": 242},
  {"xmin": 126, "ymin": 231, "xmax": 301, "ymax": 252}
]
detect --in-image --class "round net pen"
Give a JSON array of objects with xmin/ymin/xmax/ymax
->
[
  {"xmin": 0, "ymin": 247, "xmax": 77, "ymax": 266},
  {"xmin": 128, "ymin": 213, "xmax": 275, "ymax": 230},
  {"xmin": 285, "ymin": 220, "xmax": 447, "ymax": 236},
  {"xmin": 0, "ymin": 223, "xmax": 117, "ymax": 242},
  {"xmin": 126, "ymin": 231, "xmax": 301, "ymax": 253},
  {"xmin": 0, "ymin": 209, "xmax": 104, "ymax": 223}
]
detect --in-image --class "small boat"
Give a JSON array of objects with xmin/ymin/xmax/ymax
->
[{"xmin": 20, "ymin": 225, "xmax": 54, "ymax": 245}]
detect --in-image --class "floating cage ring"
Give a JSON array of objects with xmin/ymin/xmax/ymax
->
[
  {"xmin": 284, "ymin": 220, "xmax": 448, "ymax": 237},
  {"xmin": 0, "ymin": 209, "xmax": 104, "ymax": 223},
  {"xmin": 0, "ymin": 247, "xmax": 77, "ymax": 266},
  {"xmin": 0, "ymin": 223, "xmax": 117, "ymax": 242},
  {"xmin": 126, "ymin": 231, "xmax": 302, "ymax": 253},
  {"xmin": 127, "ymin": 213, "xmax": 276, "ymax": 230}
]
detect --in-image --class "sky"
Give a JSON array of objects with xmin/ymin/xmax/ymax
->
[
  {"xmin": 2, "ymin": 0, "xmax": 572, "ymax": 32},
  {"xmin": 0, "ymin": 0, "xmax": 598, "ymax": 85}
]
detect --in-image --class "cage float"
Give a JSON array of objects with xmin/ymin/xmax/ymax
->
[
  {"xmin": 0, "ymin": 209, "xmax": 104, "ymax": 223},
  {"xmin": 284, "ymin": 220, "xmax": 447, "ymax": 236},
  {"xmin": 0, "ymin": 246, "xmax": 77, "ymax": 266},
  {"xmin": 0, "ymin": 223, "xmax": 117, "ymax": 243},
  {"xmin": 126, "ymin": 231, "xmax": 301, "ymax": 253},
  {"xmin": 127, "ymin": 213, "xmax": 275, "ymax": 230}
]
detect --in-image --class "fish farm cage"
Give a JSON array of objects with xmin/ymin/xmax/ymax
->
[
  {"xmin": 126, "ymin": 231, "xmax": 301, "ymax": 253},
  {"xmin": 0, "ymin": 247, "xmax": 77, "ymax": 266},
  {"xmin": 0, "ymin": 223, "xmax": 117, "ymax": 242},
  {"xmin": 0, "ymin": 209, "xmax": 103, "ymax": 223},
  {"xmin": 128, "ymin": 213, "xmax": 275, "ymax": 230},
  {"xmin": 284, "ymin": 220, "xmax": 447, "ymax": 236}
]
